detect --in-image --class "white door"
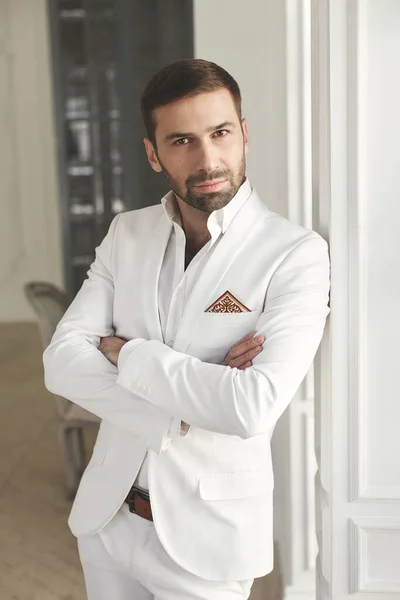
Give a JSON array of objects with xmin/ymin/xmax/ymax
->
[{"xmin": 312, "ymin": 1, "xmax": 400, "ymax": 598}]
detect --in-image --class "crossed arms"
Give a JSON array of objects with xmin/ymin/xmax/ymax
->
[{"xmin": 43, "ymin": 217, "xmax": 330, "ymax": 453}]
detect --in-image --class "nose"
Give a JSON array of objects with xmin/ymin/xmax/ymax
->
[{"xmin": 194, "ymin": 138, "xmax": 220, "ymax": 174}]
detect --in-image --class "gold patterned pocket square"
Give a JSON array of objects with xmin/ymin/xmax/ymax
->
[{"xmin": 205, "ymin": 291, "xmax": 251, "ymax": 313}]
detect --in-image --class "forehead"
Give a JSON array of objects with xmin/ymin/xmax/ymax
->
[{"xmin": 153, "ymin": 89, "xmax": 240, "ymax": 139}]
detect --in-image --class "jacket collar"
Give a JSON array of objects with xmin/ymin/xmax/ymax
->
[{"xmin": 161, "ymin": 178, "xmax": 253, "ymax": 236}]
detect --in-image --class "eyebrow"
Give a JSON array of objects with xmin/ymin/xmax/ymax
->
[{"xmin": 164, "ymin": 121, "xmax": 236, "ymax": 142}]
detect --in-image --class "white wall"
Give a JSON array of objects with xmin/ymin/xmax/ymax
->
[
  {"xmin": 193, "ymin": 0, "xmax": 288, "ymax": 217},
  {"xmin": 0, "ymin": 0, "xmax": 63, "ymax": 322}
]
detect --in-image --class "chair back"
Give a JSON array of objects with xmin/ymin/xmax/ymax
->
[
  {"xmin": 24, "ymin": 281, "xmax": 70, "ymax": 417},
  {"xmin": 24, "ymin": 281, "xmax": 68, "ymax": 349}
]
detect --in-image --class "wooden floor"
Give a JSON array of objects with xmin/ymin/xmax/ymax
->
[{"xmin": 0, "ymin": 322, "xmax": 283, "ymax": 600}]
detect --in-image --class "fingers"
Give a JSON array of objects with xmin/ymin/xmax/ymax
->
[
  {"xmin": 230, "ymin": 330, "xmax": 257, "ymax": 350},
  {"xmin": 227, "ymin": 334, "xmax": 265, "ymax": 361},
  {"xmin": 220, "ymin": 331, "xmax": 265, "ymax": 368},
  {"xmin": 238, "ymin": 360, "xmax": 252, "ymax": 371},
  {"xmin": 227, "ymin": 344, "xmax": 263, "ymax": 369}
]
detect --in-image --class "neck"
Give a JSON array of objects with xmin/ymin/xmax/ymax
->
[{"xmin": 175, "ymin": 195, "xmax": 212, "ymax": 251}]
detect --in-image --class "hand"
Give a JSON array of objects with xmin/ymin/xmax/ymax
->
[
  {"xmin": 221, "ymin": 331, "xmax": 265, "ymax": 370},
  {"xmin": 98, "ymin": 335, "xmax": 127, "ymax": 366}
]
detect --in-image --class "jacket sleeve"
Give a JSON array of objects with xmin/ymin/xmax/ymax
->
[
  {"xmin": 43, "ymin": 215, "xmax": 180, "ymax": 454},
  {"xmin": 117, "ymin": 235, "xmax": 331, "ymax": 439}
]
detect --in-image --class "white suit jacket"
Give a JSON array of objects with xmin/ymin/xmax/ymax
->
[{"xmin": 43, "ymin": 188, "xmax": 330, "ymax": 581}]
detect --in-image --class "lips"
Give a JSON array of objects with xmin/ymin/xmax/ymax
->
[{"xmin": 192, "ymin": 179, "xmax": 228, "ymax": 192}]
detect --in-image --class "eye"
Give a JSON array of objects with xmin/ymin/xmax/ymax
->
[
  {"xmin": 213, "ymin": 129, "xmax": 228, "ymax": 138},
  {"xmin": 174, "ymin": 138, "xmax": 189, "ymax": 146}
]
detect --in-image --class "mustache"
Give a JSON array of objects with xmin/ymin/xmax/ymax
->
[{"xmin": 187, "ymin": 170, "xmax": 231, "ymax": 186}]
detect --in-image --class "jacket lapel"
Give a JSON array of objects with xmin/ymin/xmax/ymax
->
[
  {"xmin": 139, "ymin": 211, "xmax": 172, "ymax": 343},
  {"xmin": 174, "ymin": 191, "xmax": 270, "ymax": 353}
]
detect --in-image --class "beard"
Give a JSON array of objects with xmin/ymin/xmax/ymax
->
[{"xmin": 157, "ymin": 153, "xmax": 246, "ymax": 212}]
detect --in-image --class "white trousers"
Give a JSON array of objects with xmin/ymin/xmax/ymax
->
[{"xmin": 77, "ymin": 503, "xmax": 254, "ymax": 600}]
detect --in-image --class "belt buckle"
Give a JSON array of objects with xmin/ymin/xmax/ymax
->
[{"xmin": 127, "ymin": 491, "xmax": 136, "ymax": 514}]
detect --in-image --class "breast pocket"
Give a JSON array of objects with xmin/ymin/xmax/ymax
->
[{"xmin": 190, "ymin": 310, "xmax": 261, "ymax": 363}]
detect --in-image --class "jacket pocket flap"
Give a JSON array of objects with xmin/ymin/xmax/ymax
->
[{"xmin": 199, "ymin": 468, "xmax": 273, "ymax": 501}]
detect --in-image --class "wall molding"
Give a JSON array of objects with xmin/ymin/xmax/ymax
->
[
  {"xmin": 285, "ymin": 0, "xmax": 312, "ymax": 229},
  {"xmin": 349, "ymin": 518, "xmax": 400, "ymax": 594},
  {"xmin": 280, "ymin": 0, "xmax": 317, "ymax": 596},
  {"xmin": 311, "ymin": 0, "xmax": 332, "ymax": 595},
  {"xmin": 347, "ymin": 0, "xmax": 400, "ymax": 506},
  {"xmin": 303, "ymin": 412, "xmax": 317, "ymax": 571},
  {"xmin": 358, "ymin": 487, "xmax": 400, "ymax": 502},
  {"xmin": 347, "ymin": 0, "xmax": 370, "ymax": 505}
]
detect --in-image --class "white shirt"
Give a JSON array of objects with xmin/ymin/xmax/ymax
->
[{"xmin": 132, "ymin": 178, "xmax": 253, "ymax": 490}]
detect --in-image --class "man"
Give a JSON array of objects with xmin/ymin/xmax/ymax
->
[{"xmin": 43, "ymin": 59, "xmax": 330, "ymax": 600}]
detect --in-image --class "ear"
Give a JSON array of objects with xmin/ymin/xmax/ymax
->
[
  {"xmin": 241, "ymin": 118, "xmax": 249, "ymax": 154},
  {"xmin": 143, "ymin": 138, "xmax": 162, "ymax": 173}
]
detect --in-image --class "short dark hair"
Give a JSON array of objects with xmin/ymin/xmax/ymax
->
[{"xmin": 141, "ymin": 59, "xmax": 242, "ymax": 146}]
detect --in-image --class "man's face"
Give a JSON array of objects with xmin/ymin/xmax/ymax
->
[{"xmin": 144, "ymin": 89, "xmax": 249, "ymax": 212}]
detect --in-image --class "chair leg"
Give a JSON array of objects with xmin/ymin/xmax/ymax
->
[{"xmin": 58, "ymin": 426, "xmax": 80, "ymax": 500}]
